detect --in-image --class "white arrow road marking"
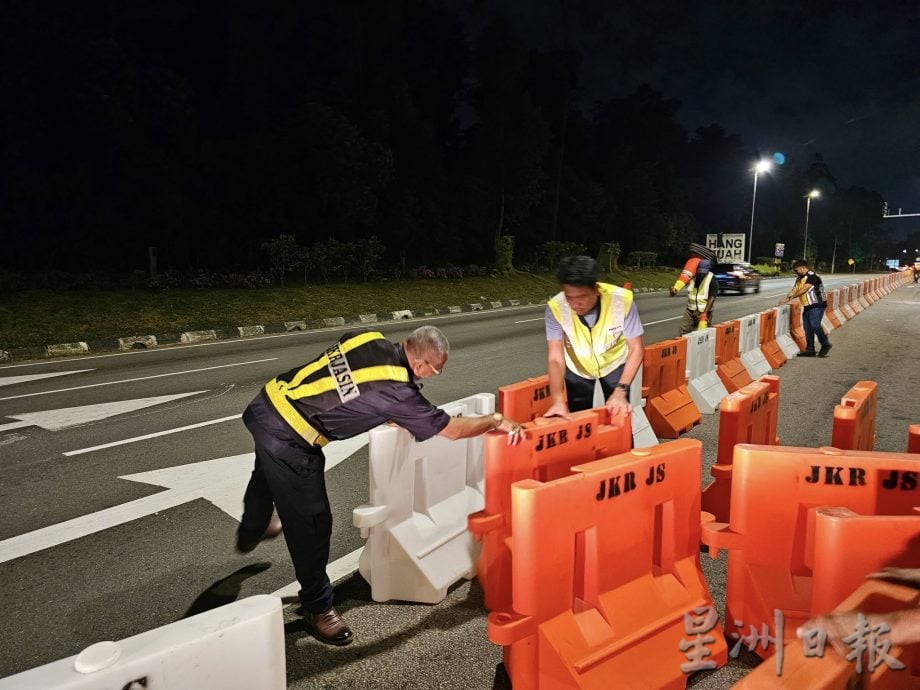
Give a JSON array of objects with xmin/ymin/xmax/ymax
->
[
  {"xmin": 0, "ymin": 433, "xmax": 369, "ymax": 564},
  {"xmin": 0, "ymin": 369, "xmax": 94, "ymax": 387},
  {"xmin": 0, "ymin": 392, "xmax": 207, "ymax": 433},
  {"xmin": 0, "ymin": 358, "xmax": 277, "ymax": 402},
  {"xmin": 64, "ymin": 414, "xmax": 241, "ymax": 456}
]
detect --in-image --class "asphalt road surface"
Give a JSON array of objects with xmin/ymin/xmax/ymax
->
[{"xmin": 1, "ymin": 273, "xmax": 917, "ymax": 688}]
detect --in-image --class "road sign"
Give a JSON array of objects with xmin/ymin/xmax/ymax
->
[
  {"xmin": 706, "ymin": 233, "xmax": 746, "ymax": 262},
  {"xmin": 775, "ymin": 243, "xmax": 785, "ymax": 258},
  {"xmin": 848, "ymin": 258, "xmax": 855, "ymax": 266}
]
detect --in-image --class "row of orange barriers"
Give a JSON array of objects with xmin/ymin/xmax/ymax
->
[{"xmin": 478, "ymin": 269, "xmax": 914, "ymax": 687}]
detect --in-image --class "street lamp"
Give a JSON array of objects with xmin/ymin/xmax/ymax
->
[
  {"xmin": 802, "ymin": 189, "xmax": 820, "ymax": 262},
  {"xmin": 747, "ymin": 160, "xmax": 773, "ymax": 263}
]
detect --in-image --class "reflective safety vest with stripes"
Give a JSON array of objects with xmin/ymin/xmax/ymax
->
[
  {"xmin": 547, "ymin": 282, "xmax": 633, "ymax": 380},
  {"xmin": 262, "ymin": 330, "xmax": 409, "ymax": 446},
  {"xmin": 687, "ymin": 273, "xmax": 714, "ymax": 312}
]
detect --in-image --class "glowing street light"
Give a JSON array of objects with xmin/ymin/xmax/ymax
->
[
  {"xmin": 747, "ymin": 160, "xmax": 773, "ymax": 263},
  {"xmin": 802, "ymin": 189, "xmax": 821, "ymax": 262}
]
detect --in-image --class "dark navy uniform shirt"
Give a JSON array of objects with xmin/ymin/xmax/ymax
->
[{"xmin": 244, "ymin": 343, "xmax": 450, "ymax": 446}]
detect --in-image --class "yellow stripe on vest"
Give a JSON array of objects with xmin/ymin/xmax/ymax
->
[
  {"xmin": 263, "ymin": 381, "xmax": 330, "ymax": 447},
  {"xmin": 287, "ymin": 331, "xmax": 386, "ymax": 389},
  {"xmin": 284, "ymin": 365, "xmax": 409, "ymax": 400}
]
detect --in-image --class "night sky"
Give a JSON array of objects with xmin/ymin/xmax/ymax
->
[
  {"xmin": 2, "ymin": 1, "xmax": 918, "ymax": 278},
  {"xmin": 481, "ymin": 0, "xmax": 920, "ymax": 212}
]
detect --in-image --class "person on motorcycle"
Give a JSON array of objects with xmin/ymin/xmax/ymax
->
[{"xmin": 913, "ymin": 257, "xmax": 920, "ymax": 283}]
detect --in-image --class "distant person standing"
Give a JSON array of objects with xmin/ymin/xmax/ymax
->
[
  {"xmin": 673, "ymin": 259, "xmax": 717, "ymax": 335},
  {"xmin": 544, "ymin": 256, "xmax": 645, "ymax": 417},
  {"xmin": 779, "ymin": 259, "xmax": 831, "ymax": 357}
]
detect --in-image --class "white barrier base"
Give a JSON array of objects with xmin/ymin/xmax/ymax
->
[
  {"xmin": 354, "ymin": 394, "xmax": 492, "ymax": 604},
  {"xmin": 687, "ymin": 372, "xmax": 729, "ymax": 415},
  {"xmin": 740, "ymin": 348, "xmax": 771, "ymax": 379},
  {"xmin": 776, "ymin": 333, "xmax": 799, "ymax": 360},
  {"xmin": 631, "ymin": 404, "xmax": 658, "ymax": 447},
  {"xmin": 0, "ymin": 596, "xmax": 285, "ymax": 690}
]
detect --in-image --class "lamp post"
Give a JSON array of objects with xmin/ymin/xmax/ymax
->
[
  {"xmin": 747, "ymin": 160, "xmax": 773, "ymax": 263},
  {"xmin": 802, "ymin": 189, "xmax": 820, "ymax": 262}
]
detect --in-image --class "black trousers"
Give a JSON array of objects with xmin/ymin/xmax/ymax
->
[
  {"xmin": 564, "ymin": 364, "xmax": 625, "ymax": 412},
  {"xmin": 239, "ymin": 423, "xmax": 334, "ymax": 614}
]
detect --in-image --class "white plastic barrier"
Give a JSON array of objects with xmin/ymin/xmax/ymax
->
[
  {"xmin": 353, "ymin": 393, "xmax": 492, "ymax": 603},
  {"xmin": 829, "ymin": 289, "xmax": 846, "ymax": 328},
  {"xmin": 857, "ymin": 282, "xmax": 871, "ymax": 309},
  {"xmin": 682, "ymin": 327, "xmax": 728, "ymax": 414},
  {"xmin": 0, "ymin": 596, "xmax": 284, "ymax": 690},
  {"xmin": 738, "ymin": 313, "xmax": 771, "ymax": 379},
  {"xmin": 840, "ymin": 286, "xmax": 857, "ymax": 319},
  {"xmin": 773, "ymin": 305, "xmax": 799, "ymax": 360}
]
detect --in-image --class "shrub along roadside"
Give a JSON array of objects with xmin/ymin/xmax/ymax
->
[{"xmin": 0, "ymin": 269, "xmax": 678, "ymax": 350}]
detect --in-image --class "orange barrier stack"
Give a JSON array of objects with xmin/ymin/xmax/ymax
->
[
  {"xmin": 642, "ymin": 338, "xmax": 701, "ymax": 438},
  {"xmin": 701, "ymin": 376, "xmax": 780, "ymax": 523},
  {"xmin": 489, "ymin": 439, "xmax": 727, "ymax": 689},
  {"xmin": 758, "ymin": 310, "xmax": 787, "ymax": 369},
  {"xmin": 733, "ymin": 579, "xmax": 920, "ymax": 689},
  {"xmin": 469, "ymin": 409, "xmax": 633, "ymax": 612},
  {"xmin": 702, "ymin": 444, "xmax": 920, "ymax": 652},
  {"xmin": 499, "ymin": 375, "xmax": 554, "ymax": 422},
  {"xmin": 823, "ymin": 290, "xmax": 842, "ymax": 329},
  {"xmin": 910, "ymin": 424, "xmax": 920, "ymax": 454},
  {"xmin": 788, "ymin": 303, "xmax": 807, "ymax": 352},
  {"xmin": 863, "ymin": 279, "xmax": 877, "ymax": 305},
  {"xmin": 830, "ymin": 380, "xmax": 878, "ymax": 451},
  {"xmin": 809, "ymin": 507, "xmax": 920, "ymax": 615},
  {"xmin": 715, "ymin": 321, "xmax": 754, "ymax": 393}
]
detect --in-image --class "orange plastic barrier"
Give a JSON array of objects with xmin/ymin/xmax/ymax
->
[
  {"xmin": 809, "ymin": 507, "xmax": 920, "ymax": 615},
  {"xmin": 910, "ymin": 424, "xmax": 920, "ymax": 454},
  {"xmin": 733, "ymin": 580, "xmax": 920, "ymax": 689},
  {"xmin": 468, "ymin": 408, "xmax": 633, "ymax": 612},
  {"xmin": 758, "ymin": 310, "xmax": 787, "ymax": 369},
  {"xmin": 715, "ymin": 322, "xmax": 754, "ymax": 393},
  {"xmin": 830, "ymin": 381, "xmax": 878, "ymax": 451},
  {"xmin": 702, "ymin": 444, "xmax": 920, "ymax": 650},
  {"xmin": 490, "ymin": 439, "xmax": 727, "ymax": 689},
  {"xmin": 701, "ymin": 376, "xmax": 780, "ymax": 523},
  {"xmin": 642, "ymin": 338, "xmax": 701, "ymax": 438},
  {"xmin": 499, "ymin": 375, "xmax": 554, "ymax": 422},
  {"xmin": 823, "ymin": 290, "xmax": 842, "ymax": 329},
  {"xmin": 788, "ymin": 303, "xmax": 807, "ymax": 352}
]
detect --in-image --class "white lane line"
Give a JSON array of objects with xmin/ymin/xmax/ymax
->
[
  {"xmin": 63, "ymin": 414, "xmax": 241, "ymax": 456},
  {"xmin": 514, "ymin": 317, "xmax": 544, "ymax": 324},
  {"xmin": 640, "ymin": 316, "xmax": 682, "ymax": 326},
  {"xmin": 0, "ymin": 369, "xmax": 94, "ymax": 387},
  {"xmin": 0, "ymin": 358, "xmax": 277, "ymax": 402}
]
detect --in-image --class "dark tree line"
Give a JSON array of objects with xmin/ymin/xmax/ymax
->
[{"xmin": 0, "ymin": 1, "xmax": 893, "ymax": 280}]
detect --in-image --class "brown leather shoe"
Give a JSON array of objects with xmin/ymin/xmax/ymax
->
[
  {"xmin": 306, "ymin": 606, "xmax": 354, "ymax": 646},
  {"xmin": 235, "ymin": 514, "xmax": 283, "ymax": 553}
]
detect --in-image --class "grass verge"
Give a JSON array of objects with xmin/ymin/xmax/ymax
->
[{"xmin": 0, "ymin": 269, "xmax": 678, "ymax": 349}]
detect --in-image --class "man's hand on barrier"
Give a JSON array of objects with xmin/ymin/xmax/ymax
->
[
  {"xmin": 543, "ymin": 401, "xmax": 571, "ymax": 419},
  {"xmin": 491, "ymin": 413, "xmax": 525, "ymax": 446},
  {"xmin": 605, "ymin": 388, "xmax": 632, "ymax": 417},
  {"xmin": 868, "ymin": 567, "xmax": 920, "ymax": 588},
  {"xmin": 668, "ymin": 287, "xmax": 677, "ymax": 296}
]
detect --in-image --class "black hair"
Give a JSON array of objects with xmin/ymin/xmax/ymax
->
[
  {"xmin": 556, "ymin": 255, "xmax": 598, "ymax": 287},
  {"xmin": 792, "ymin": 259, "xmax": 808, "ymax": 268}
]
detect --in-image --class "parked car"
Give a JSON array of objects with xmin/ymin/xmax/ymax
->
[{"xmin": 714, "ymin": 262, "xmax": 761, "ymax": 294}]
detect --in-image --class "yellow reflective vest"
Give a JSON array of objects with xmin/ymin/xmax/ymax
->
[
  {"xmin": 687, "ymin": 273, "xmax": 714, "ymax": 312},
  {"xmin": 547, "ymin": 282, "xmax": 633, "ymax": 379},
  {"xmin": 263, "ymin": 330, "xmax": 409, "ymax": 446}
]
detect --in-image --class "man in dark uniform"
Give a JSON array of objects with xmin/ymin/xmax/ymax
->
[
  {"xmin": 779, "ymin": 258, "xmax": 831, "ymax": 357},
  {"xmin": 236, "ymin": 325, "xmax": 523, "ymax": 645}
]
